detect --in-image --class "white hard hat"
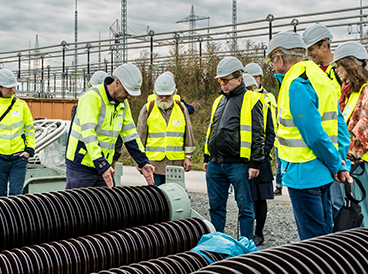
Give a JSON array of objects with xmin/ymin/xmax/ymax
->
[
  {"xmin": 163, "ymin": 71, "xmax": 175, "ymax": 80},
  {"xmin": 265, "ymin": 31, "xmax": 306, "ymax": 63},
  {"xmin": 242, "ymin": 73, "xmax": 258, "ymax": 89},
  {"xmin": 215, "ymin": 57, "xmax": 244, "ymax": 78},
  {"xmin": 90, "ymin": 71, "xmax": 108, "ymax": 86},
  {"xmin": 332, "ymin": 41, "xmax": 368, "ymax": 63},
  {"xmin": 113, "ymin": 63, "xmax": 142, "ymax": 96},
  {"xmin": 154, "ymin": 73, "xmax": 176, "ymax": 96},
  {"xmin": 244, "ymin": 63, "xmax": 263, "ymax": 76},
  {"xmin": 302, "ymin": 24, "xmax": 333, "ymax": 48},
  {"xmin": 0, "ymin": 69, "xmax": 18, "ymax": 88}
]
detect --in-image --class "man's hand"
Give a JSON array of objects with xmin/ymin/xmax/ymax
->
[
  {"xmin": 183, "ymin": 158, "xmax": 192, "ymax": 172},
  {"xmin": 248, "ymin": 168, "xmax": 259, "ymax": 180},
  {"xmin": 19, "ymin": 152, "xmax": 30, "ymax": 159},
  {"xmin": 203, "ymin": 163, "xmax": 208, "ymax": 172},
  {"xmin": 102, "ymin": 166, "xmax": 115, "ymax": 188},
  {"xmin": 142, "ymin": 163, "xmax": 155, "ymax": 185}
]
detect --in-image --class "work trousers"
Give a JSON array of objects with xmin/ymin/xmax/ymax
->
[
  {"xmin": 206, "ymin": 162, "xmax": 254, "ymax": 240},
  {"xmin": 288, "ymin": 183, "xmax": 333, "ymax": 240},
  {"xmin": 0, "ymin": 156, "xmax": 28, "ymax": 196},
  {"xmin": 66, "ymin": 167, "xmax": 114, "ymax": 189}
]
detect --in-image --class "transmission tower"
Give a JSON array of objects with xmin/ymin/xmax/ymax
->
[
  {"xmin": 74, "ymin": 0, "xmax": 78, "ymax": 95},
  {"xmin": 33, "ymin": 34, "xmax": 40, "ymax": 70},
  {"xmin": 121, "ymin": 0, "xmax": 127, "ymax": 63},
  {"xmin": 176, "ymin": 5, "xmax": 210, "ymax": 52},
  {"xmin": 232, "ymin": 0, "xmax": 238, "ymax": 53}
]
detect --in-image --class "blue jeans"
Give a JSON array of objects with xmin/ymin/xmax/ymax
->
[
  {"xmin": 330, "ymin": 180, "xmax": 344, "ymax": 221},
  {"xmin": 275, "ymin": 147, "xmax": 282, "ymax": 188},
  {"xmin": 0, "ymin": 156, "xmax": 28, "ymax": 196},
  {"xmin": 206, "ymin": 162, "xmax": 254, "ymax": 240},
  {"xmin": 153, "ymin": 174, "xmax": 166, "ymax": 186},
  {"xmin": 288, "ymin": 183, "xmax": 333, "ymax": 240},
  {"xmin": 66, "ymin": 167, "xmax": 113, "ymax": 189}
]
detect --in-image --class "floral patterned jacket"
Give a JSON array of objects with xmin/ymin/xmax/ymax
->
[{"xmin": 341, "ymin": 84, "xmax": 368, "ymax": 161}]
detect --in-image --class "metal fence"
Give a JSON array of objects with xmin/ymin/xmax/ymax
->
[{"xmin": 1, "ymin": 5, "xmax": 367, "ymax": 98}]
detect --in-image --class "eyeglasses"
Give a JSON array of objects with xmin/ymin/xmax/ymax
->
[
  {"xmin": 268, "ymin": 54, "xmax": 280, "ymax": 68},
  {"xmin": 217, "ymin": 77, "xmax": 236, "ymax": 84}
]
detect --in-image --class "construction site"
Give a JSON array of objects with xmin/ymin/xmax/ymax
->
[{"xmin": 1, "ymin": 0, "xmax": 368, "ymax": 273}]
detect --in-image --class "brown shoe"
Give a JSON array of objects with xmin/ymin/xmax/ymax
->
[{"xmin": 274, "ymin": 187, "xmax": 282, "ymax": 196}]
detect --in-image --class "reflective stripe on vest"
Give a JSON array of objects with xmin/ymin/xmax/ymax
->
[
  {"xmin": 204, "ymin": 91, "xmax": 261, "ymax": 160},
  {"xmin": 342, "ymin": 83, "xmax": 368, "ymax": 161},
  {"xmin": 0, "ymin": 96, "xmax": 35, "ymax": 155},
  {"xmin": 277, "ymin": 60, "xmax": 338, "ymax": 163},
  {"xmin": 145, "ymin": 100, "xmax": 186, "ymax": 161},
  {"xmin": 66, "ymin": 86, "xmax": 130, "ymax": 168}
]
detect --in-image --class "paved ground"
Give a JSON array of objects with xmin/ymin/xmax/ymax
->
[{"xmin": 119, "ymin": 166, "xmax": 290, "ymax": 203}]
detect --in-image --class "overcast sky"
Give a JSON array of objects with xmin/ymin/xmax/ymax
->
[{"xmin": 0, "ymin": 0, "xmax": 364, "ymax": 69}]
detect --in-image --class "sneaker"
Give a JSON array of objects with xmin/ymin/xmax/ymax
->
[
  {"xmin": 274, "ymin": 187, "xmax": 282, "ymax": 196},
  {"xmin": 254, "ymin": 235, "xmax": 264, "ymax": 246}
]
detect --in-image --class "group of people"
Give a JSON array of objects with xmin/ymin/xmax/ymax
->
[{"xmin": 1, "ymin": 22, "xmax": 368, "ymax": 246}]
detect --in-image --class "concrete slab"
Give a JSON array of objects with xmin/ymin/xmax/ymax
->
[{"xmin": 120, "ymin": 166, "xmax": 291, "ymax": 203}]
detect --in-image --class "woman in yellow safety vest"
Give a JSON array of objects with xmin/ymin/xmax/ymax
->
[{"xmin": 333, "ymin": 41, "xmax": 368, "ymax": 227}]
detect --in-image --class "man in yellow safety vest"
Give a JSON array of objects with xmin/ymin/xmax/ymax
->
[
  {"xmin": 137, "ymin": 73, "xmax": 195, "ymax": 186},
  {"xmin": 203, "ymin": 56, "xmax": 265, "ymax": 241},
  {"xmin": 66, "ymin": 63, "xmax": 155, "ymax": 189},
  {"xmin": 302, "ymin": 23, "xmax": 345, "ymax": 221}
]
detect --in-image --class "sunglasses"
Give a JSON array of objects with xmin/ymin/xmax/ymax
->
[{"xmin": 217, "ymin": 77, "xmax": 236, "ymax": 84}]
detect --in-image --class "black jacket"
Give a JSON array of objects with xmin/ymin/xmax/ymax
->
[
  {"xmin": 204, "ymin": 82, "xmax": 265, "ymax": 170},
  {"xmin": 254, "ymin": 107, "xmax": 276, "ymax": 183}
]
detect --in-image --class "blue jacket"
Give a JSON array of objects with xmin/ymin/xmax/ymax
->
[{"xmin": 275, "ymin": 74, "xmax": 350, "ymax": 189}]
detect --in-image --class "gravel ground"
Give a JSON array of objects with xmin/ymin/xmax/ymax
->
[{"xmin": 188, "ymin": 192, "xmax": 300, "ymax": 251}]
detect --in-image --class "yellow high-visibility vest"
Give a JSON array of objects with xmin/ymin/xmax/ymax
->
[
  {"xmin": 66, "ymin": 85, "xmax": 143, "ymax": 169},
  {"xmin": 342, "ymin": 83, "xmax": 368, "ymax": 162},
  {"xmin": 204, "ymin": 91, "xmax": 262, "ymax": 160},
  {"xmin": 145, "ymin": 100, "xmax": 186, "ymax": 161},
  {"xmin": 277, "ymin": 60, "xmax": 338, "ymax": 163},
  {"xmin": 324, "ymin": 65, "xmax": 341, "ymax": 99},
  {"xmin": 255, "ymin": 87, "xmax": 277, "ymax": 132},
  {"xmin": 0, "ymin": 95, "xmax": 35, "ymax": 155}
]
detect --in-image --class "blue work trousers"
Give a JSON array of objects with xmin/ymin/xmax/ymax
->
[
  {"xmin": 288, "ymin": 183, "xmax": 333, "ymax": 240},
  {"xmin": 206, "ymin": 162, "xmax": 254, "ymax": 240},
  {"xmin": 66, "ymin": 167, "xmax": 114, "ymax": 189},
  {"xmin": 0, "ymin": 156, "xmax": 28, "ymax": 197},
  {"xmin": 275, "ymin": 147, "xmax": 282, "ymax": 188}
]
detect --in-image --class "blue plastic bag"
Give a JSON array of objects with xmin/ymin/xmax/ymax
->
[{"xmin": 190, "ymin": 232, "xmax": 258, "ymax": 263}]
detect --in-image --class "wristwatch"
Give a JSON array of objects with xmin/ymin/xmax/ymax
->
[{"xmin": 186, "ymin": 155, "xmax": 192, "ymax": 160}]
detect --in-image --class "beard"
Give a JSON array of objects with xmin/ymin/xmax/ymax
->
[{"xmin": 156, "ymin": 98, "xmax": 173, "ymax": 110}]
